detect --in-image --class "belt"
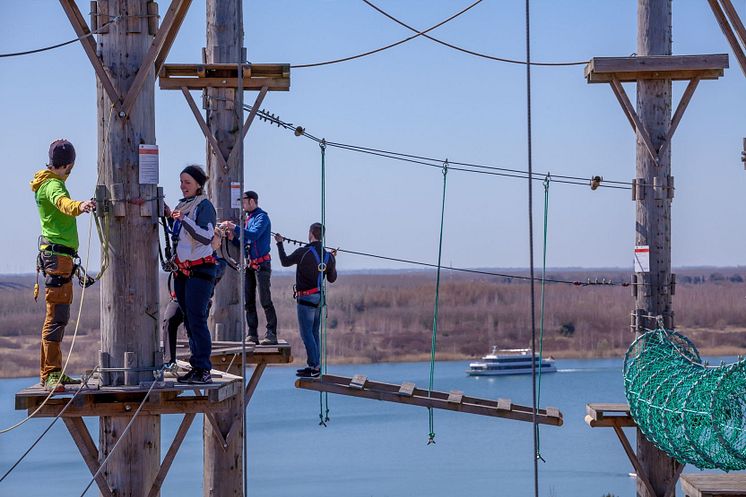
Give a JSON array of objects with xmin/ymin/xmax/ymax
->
[
  {"xmin": 296, "ymin": 287, "xmax": 320, "ymax": 297},
  {"xmin": 249, "ymin": 253, "xmax": 271, "ymax": 270},
  {"xmin": 39, "ymin": 243, "xmax": 77, "ymax": 258},
  {"xmin": 175, "ymin": 255, "xmax": 217, "ymax": 277}
]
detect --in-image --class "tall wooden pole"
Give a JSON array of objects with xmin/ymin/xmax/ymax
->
[
  {"xmin": 635, "ymin": 1, "xmax": 678, "ymax": 496},
  {"xmin": 96, "ymin": 0, "xmax": 160, "ymax": 494},
  {"xmin": 203, "ymin": 2, "xmax": 245, "ymax": 496},
  {"xmin": 206, "ymin": 0, "xmax": 244, "ymax": 342}
]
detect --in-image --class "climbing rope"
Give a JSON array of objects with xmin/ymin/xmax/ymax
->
[
  {"xmin": 624, "ymin": 328, "xmax": 746, "ymax": 471},
  {"xmin": 319, "ymin": 139, "xmax": 331, "ymax": 426},
  {"xmin": 535, "ymin": 173, "xmax": 551, "ymax": 463},
  {"xmin": 427, "ymin": 160, "xmax": 449, "ymax": 445}
]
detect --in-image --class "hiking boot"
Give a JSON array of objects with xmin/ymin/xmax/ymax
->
[
  {"xmin": 246, "ymin": 335, "xmax": 259, "ymax": 345},
  {"xmin": 297, "ymin": 368, "xmax": 320, "ymax": 378},
  {"xmin": 45, "ymin": 372, "xmax": 80, "ymax": 391},
  {"xmin": 260, "ymin": 336, "xmax": 278, "ymax": 346},
  {"xmin": 186, "ymin": 368, "xmax": 212, "ymax": 384},
  {"xmin": 177, "ymin": 369, "xmax": 197, "ymax": 384}
]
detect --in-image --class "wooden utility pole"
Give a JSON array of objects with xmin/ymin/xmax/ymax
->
[
  {"xmin": 634, "ymin": 1, "xmax": 678, "ymax": 495},
  {"xmin": 95, "ymin": 0, "xmax": 160, "ymax": 494},
  {"xmin": 204, "ymin": 2, "xmax": 244, "ymax": 496},
  {"xmin": 206, "ymin": 0, "xmax": 244, "ymax": 342}
]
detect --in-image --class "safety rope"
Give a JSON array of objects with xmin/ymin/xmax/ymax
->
[
  {"xmin": 535, "ymin": 174, "xmax": 551, "ymax": 462},
  {"xmin": 0, "ymin": 214, "xmax": 95, "ymax": 435},
  {"xmin": 319, "ymin": 139, "xmax": 330, "ymax": 426},
  {"xmin": 427, "ymin": 160, "xmax": 449, "ymax": 445}
]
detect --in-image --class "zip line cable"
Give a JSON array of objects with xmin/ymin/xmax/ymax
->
[
  {"xmin": 0, "ymin": 16, "xmax": 123, "ymax": 58},
  {"xmin": 0, "ymin": 214, "xmax": 96, "ymax": 435},
  {"xmin": 272, "ymin": 233, "xmax": 630, "ymax": 287},
  {"xmin": 291, "ymin": 0, "xmax": 484, "ymax": 68},
  {"xmin": 360, "ymin": 0, "xmax": 589, "ymax": 67},
  {"xmin": 524, "ymin": 1, "xmax": 541, "ymax": 496},
  {"xmin": 242, "ymin": 102, "xmax": 634, "ymax": 191}
]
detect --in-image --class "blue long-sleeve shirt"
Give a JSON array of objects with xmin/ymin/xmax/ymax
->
[{"xmin": 231, "ymin": 207, "xmax": 271, "ymax": 260}]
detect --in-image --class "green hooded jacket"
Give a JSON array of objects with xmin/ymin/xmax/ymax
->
[{"xmin": 30, "ymin": 169, "xmax": 83, "ymax": 251}]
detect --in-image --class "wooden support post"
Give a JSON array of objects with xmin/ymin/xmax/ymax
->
[
  {"xmin": 203, "ymin": 3, "xmax": 246, "ymax": 495},
  {"xmin": 147, "ymin": 413, "xmax": 196, "ymax": 497},
  {"xmin": 63, "ymin": 417, "xmax": 114, "ymax": 497},
  {"xmin": 707, "ymin": 0, "xmax": 746, "ymax": 77},
  {"xmin": 635, "ymin": 1, "xmax": 679, "ymax": 496}
]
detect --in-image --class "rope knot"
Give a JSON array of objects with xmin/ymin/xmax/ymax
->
[{"xmin": 441, "ymin": 159, "xmax": 449, "ymax": 176}]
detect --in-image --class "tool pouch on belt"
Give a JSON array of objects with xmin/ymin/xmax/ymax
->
[{"xmin": 39, "ymin": 253, "xmax": 74, "ymax": 305}]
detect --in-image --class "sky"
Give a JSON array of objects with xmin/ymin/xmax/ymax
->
[{"xmin": 1, "ymin": 0, "xmax": 745, "ymax": 274}]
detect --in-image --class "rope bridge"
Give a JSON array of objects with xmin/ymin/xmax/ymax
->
[{"xmin": 624, "ymin": 328, "xmax": 746, "ymax": 470}]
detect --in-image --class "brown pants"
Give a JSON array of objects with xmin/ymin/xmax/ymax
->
[{"xmin": 39, "ymin": 253, "xmax": 74, "ymax": 383}]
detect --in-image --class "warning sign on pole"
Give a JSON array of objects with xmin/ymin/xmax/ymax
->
[
  {"xmin": 634, "ymin": 245, "xmax": 650, "ymax": 273},
  {"xmin": 138, "ymin": 145, "xmax": 159, "ymax": 185},
  {"xmin": 231, "ymin": 182, "xmax": 241, "ymax": 209}
]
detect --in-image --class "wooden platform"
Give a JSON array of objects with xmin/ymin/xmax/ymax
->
[
  {"xmin": 585, "ymin": 54, "xmax": 729, "ymax": 83},
  {"xmin": 177, "ymin": 339, "xmax": 293, "ymax": 376},
  {"xmin": 15, "ymin": 366, "xmax": 242, "ymax": 417},
  {"xmin": 159, "ymin": 63, "xmax": 290, "ymax": 90},
  {"xmin": 681, "ymin": 473, "xmax": 746, "ymax": 497},
  {"xmin": 296, "ymin": 374, "xmax": 563, "ymax": 426}
]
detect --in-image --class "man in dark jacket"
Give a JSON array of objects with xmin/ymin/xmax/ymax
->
[
  {"xmin": 219, "ymin": 191, "xmax": 278, "ymax": 345},
  {"xmin": 275, "ymin": 223, "xmax": 337, "ymax": 377}
]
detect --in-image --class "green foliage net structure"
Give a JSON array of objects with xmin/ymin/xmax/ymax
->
[{"xmin": 624, "ymin": 328, "xmax": 746, "ymax": 471}]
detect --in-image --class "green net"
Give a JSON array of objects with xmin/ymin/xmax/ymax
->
[{"xmin": 624, "ymin": 328, "xmax": 746, "ymax": 470}]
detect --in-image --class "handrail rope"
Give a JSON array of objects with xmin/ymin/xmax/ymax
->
[
  {"xmin": 427, "ymin": 160, "xmax": 449, "ymax": 445},
  {"xmin": 361, "ymin": 0, "xmax": 589, "ymax": 67},
  {"xmin": 291, "ymin": 0, "xmax": 484, "ymax": 68},
  {"xmin": 273, "ymin": 233, "xmax": 631, "ymax": 287},
  {"xmin": 0, "ymin": 214, "xmax": 95, "ymax": 435},
  {"xmin": 0, "ymin": 368, "xmax": 96, "ymax": 483},
  {"xmin": 240, "ymin": 102, "xmax": 634, "ymax": 190},
  {"xmin": 535, "ymin": 174, "xmax": 551, "ymax": 463},
  {"xmin": 525, "ymin": 1, "xmax": 541, "ymax": 496},
  {"xmin": 79, "ymin": 373, "xmax": 161, "ymax": 497},
  {"xmin": 0, "ymin": 16, "xmax": 123, "ymax": 58},
  {"xmin": 319, "ymin": 139, "xmax": 330, "ymax": 426}
]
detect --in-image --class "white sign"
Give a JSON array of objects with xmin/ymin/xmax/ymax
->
[
  {"xmin": 634, "ymin": 245, "xmax": 650, "ymax": 273},
  {"xmin": 231, "ymin": 182, "xmax": 242, "ymax": 209},
  {"xmin": 138, "ymin": 145, "xmax": 159, "ymax": 185}
]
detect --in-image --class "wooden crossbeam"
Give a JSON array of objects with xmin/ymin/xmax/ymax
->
[
  {"xmin": 159, "ymin": 63, "xmax": 290, "ymax": 91},
  {"xmin": 225, "ymin": 85, "xmax": 269, "ymax": 170},
  {"xmin": 146, "ymin": 413, "xmax": 196, "ymax": 497},
  {"xmin": 63, "ymin": 417, "xmax": 114, "ymax": 497},
  {"xmin": 680, "ymin": 473, "xmax": 746, "ymax": 497},
  {"xmin": 585, "ymin": 54, "xmax": 728, "ymax": 83},
  {"xmin": 296, "ymin": 374, "xmax": 563, "ymax": 426},
  {"xmin": 181, "ymin": 87, "xmax": 228, "ymax": 169},
  {"xmin": 244, "ymin": 363, "xmax": 267, "ymax": 406},
  {"xmin": 708, "ymin": 0, "xmax": 746, "ymax": 78}
]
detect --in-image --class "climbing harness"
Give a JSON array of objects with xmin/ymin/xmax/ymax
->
[
  {"xmin": 158, "ymin": 216, "xmax": 178, "ymax": 273},
  {"xmin": 34, "ymin": 237, "xmax": 95, "ymax": 301},
  {"xmin": 248, "ymin": 253, "xmax": 271, "ymax": 271},
  {"xmin": 624, "ymin": 326, "xmax": 746, "ymax": 471},
  {"xmin": 294, "ymin": 245, "xmax": 332, "ymax": 305},
  {"xmin": 427, "ymin": 159, "xmax": 449, "ymax": 445}
]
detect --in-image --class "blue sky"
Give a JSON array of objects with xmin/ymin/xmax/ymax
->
[{"xmin": 1, "ymin": 1, "xmax": 745, "ymax": 273}]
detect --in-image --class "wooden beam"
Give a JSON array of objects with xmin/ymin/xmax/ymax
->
[
  {"xmin": 181, "ymin": 87, "xmax": 228, "ymax": 170},
  {"xmin": 680, "ymin": 473, "xmax": 746, "ymax": 497},
  {"xmin": 225, "ymin": 85, "xmax": 269, "ymax": 169},
  {"xmin": 204, "ymin": 411, "xmax": 228, "ymax": 449},
  {"xmin": 244, "ymin": 363, "xmax": 267, "ymax": 406},
  {"xmin": 146, "ymin": 413, "xmax": 196, "ymax": 497},
  {"xmin": 663, "ymin": 463, "xmax": 685, "ymax": 497},
  {"xmin": 720, "ymin": 0, "xmax": 746, "ymax": 51},
  {"xmin": 585, "ymin": 54, "xmax": 728, "ymax": 83},
  {"xmin": 63, "ymin": 417, "xmax": 114, "ymax": 497},
  {"xmin": 297, "ymin": 374, "xmax": 563, "ymax": 426},
  {"xmin": 612, "ymin": 424, "xmax": 658, "ymax": 497},
  {"xmin": 708, "ymin": 0, "xmax": 746, "ymax": 78},
  {"xmin": 160, "ymin": 77, "xmax": 289, "ymax": 91},
  {"xmin": 159, "ymin": 63, "xmax": 290, "ymax": 91},
  {"xmin": 154, "ymin": 0, "xmax": 193, "ymax": 76},
  {"xmin": 121, "ymin": 0, "xmax": 193, "ymax": 116},
  {"xmin": 58, "ymin": 0, "xmax": 121, "ymax": 107},
  {"xmin": 608, "ymin": 77, "xmax": 660, "ymax": 166},
  {"xmin": 658, "ymin": 77, "xmax": 699, "ymax": 159}
]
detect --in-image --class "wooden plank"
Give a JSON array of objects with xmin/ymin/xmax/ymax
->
[
  {"xmin": 721, "ymin": 0, "xmax": 746, "ymax": 52},
  {"xmin": 33, "ymin": 396, "xmax": 233, "ymax": 417},
  {"xmin": 497, "ymin": 398, "xmax": 512, "ymax": 411},
  {"xmin": 63, "ymin": 417, "xmax": 114, "ymax": 497},
  {"xmin": 146, "ymin": 413, "xmax": 195, "ymax": 497},
  {"xmin": 585, "ymin": 54, "xmax": 728, "ymax": 82},
  {"xmin": 159, "ymin": 77, "xmax": 289, "ymax": 91},
  {"xmin": 398, "ymin": 382, "xmax": 416, "ymax": 397},
  {"xmin": 447, "ymin": 390, "xmax": 464, "ymax": 404},
  {"xmin": 350, "ymin": 375, "xmax": 368, "ymax": 390},
  {"xmin": 208, "ymin": 378, "xmax": 242, "ymax": 403},
  {"xmin": 180, "ymin": 86, "xmax": 228, "ymax": 170},
  {"xmin": 296, "ymin": 375, "xmax": 563, "ymax": 426},
  {"xmin": 681, "ymin": 473, "xmax": 746, "ymax": 497}
]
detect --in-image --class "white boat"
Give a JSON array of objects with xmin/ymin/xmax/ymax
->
[{"xmin": 467, "ymin": 346, "xmax": 557, "ymax": 376}]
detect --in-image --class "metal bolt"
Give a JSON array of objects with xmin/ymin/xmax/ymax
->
[
  {"xmin": 124, "ymin": 404, "xmax": 132, "ymax": 412},
  {"xmin": 118, "ymin": 111, "xmax": 126, "ymax": 118}
]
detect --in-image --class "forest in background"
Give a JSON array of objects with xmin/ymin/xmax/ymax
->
[{"xmin": 2, "ymin": 268, "xmax": 746, "ymax": 378}]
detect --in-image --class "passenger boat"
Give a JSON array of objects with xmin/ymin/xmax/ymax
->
[{"xmin": 467, "ymin": 346, "xmax": 557, "ymax": 376}]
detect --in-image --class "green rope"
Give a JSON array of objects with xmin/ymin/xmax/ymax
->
[
  {"xmin": 535, "ymin": 174, "xmax": 551, "ymax": 462},
  {"xmin": 427, "ymin": 160, "xmax": 449, "ymax": 445},
  {"xmin": 319, "ymin": 139, "xmax": 330, "ymax": 426}
]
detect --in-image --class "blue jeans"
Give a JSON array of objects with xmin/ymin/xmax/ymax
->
[
  {"xmin": 297, "ymin": 293, "xmax": 322, "ymax": 368},
  {"xmin": 174, "ymin": 265, "xmax": 216, "ymax": 370}
]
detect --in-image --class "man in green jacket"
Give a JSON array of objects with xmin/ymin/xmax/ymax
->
[{"xmin": 30, "ymin": 139, "xmax": 95, "ymax": 389}]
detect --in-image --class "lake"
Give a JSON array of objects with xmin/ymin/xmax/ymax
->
[{"xmin": 0, "ymin": 357, "xmax": 724, "ymax": 497}]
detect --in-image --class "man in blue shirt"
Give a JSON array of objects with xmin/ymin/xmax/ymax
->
[{"xmin": 220, "ymin": 191, "xmax": 278, "ymax": 345}]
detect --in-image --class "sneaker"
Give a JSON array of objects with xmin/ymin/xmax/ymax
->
[
  {"xmin": 45, "ymin": 372, "xmax": 80, "ymax": 391},
  {"xmin": 187, "ymin": 368, "xmax": 212, "ymax": 384},
  {"xmin": 246, "ymin": 335, "xmax": 259, "ymax": 345},
  {"xmin": 259, "ymin": 336, "xmax": 278, "ymax": 346},
  {"xmin": 297, "ymin": 368, "xmax": 320, "ymax": 378},
  {"xmin": 177, "ymin": 369, "xmax": 197, "ymax": 384},
  {"xmin": 296, "ymin": 367, "xmax": 313, "ymax": 376}
]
